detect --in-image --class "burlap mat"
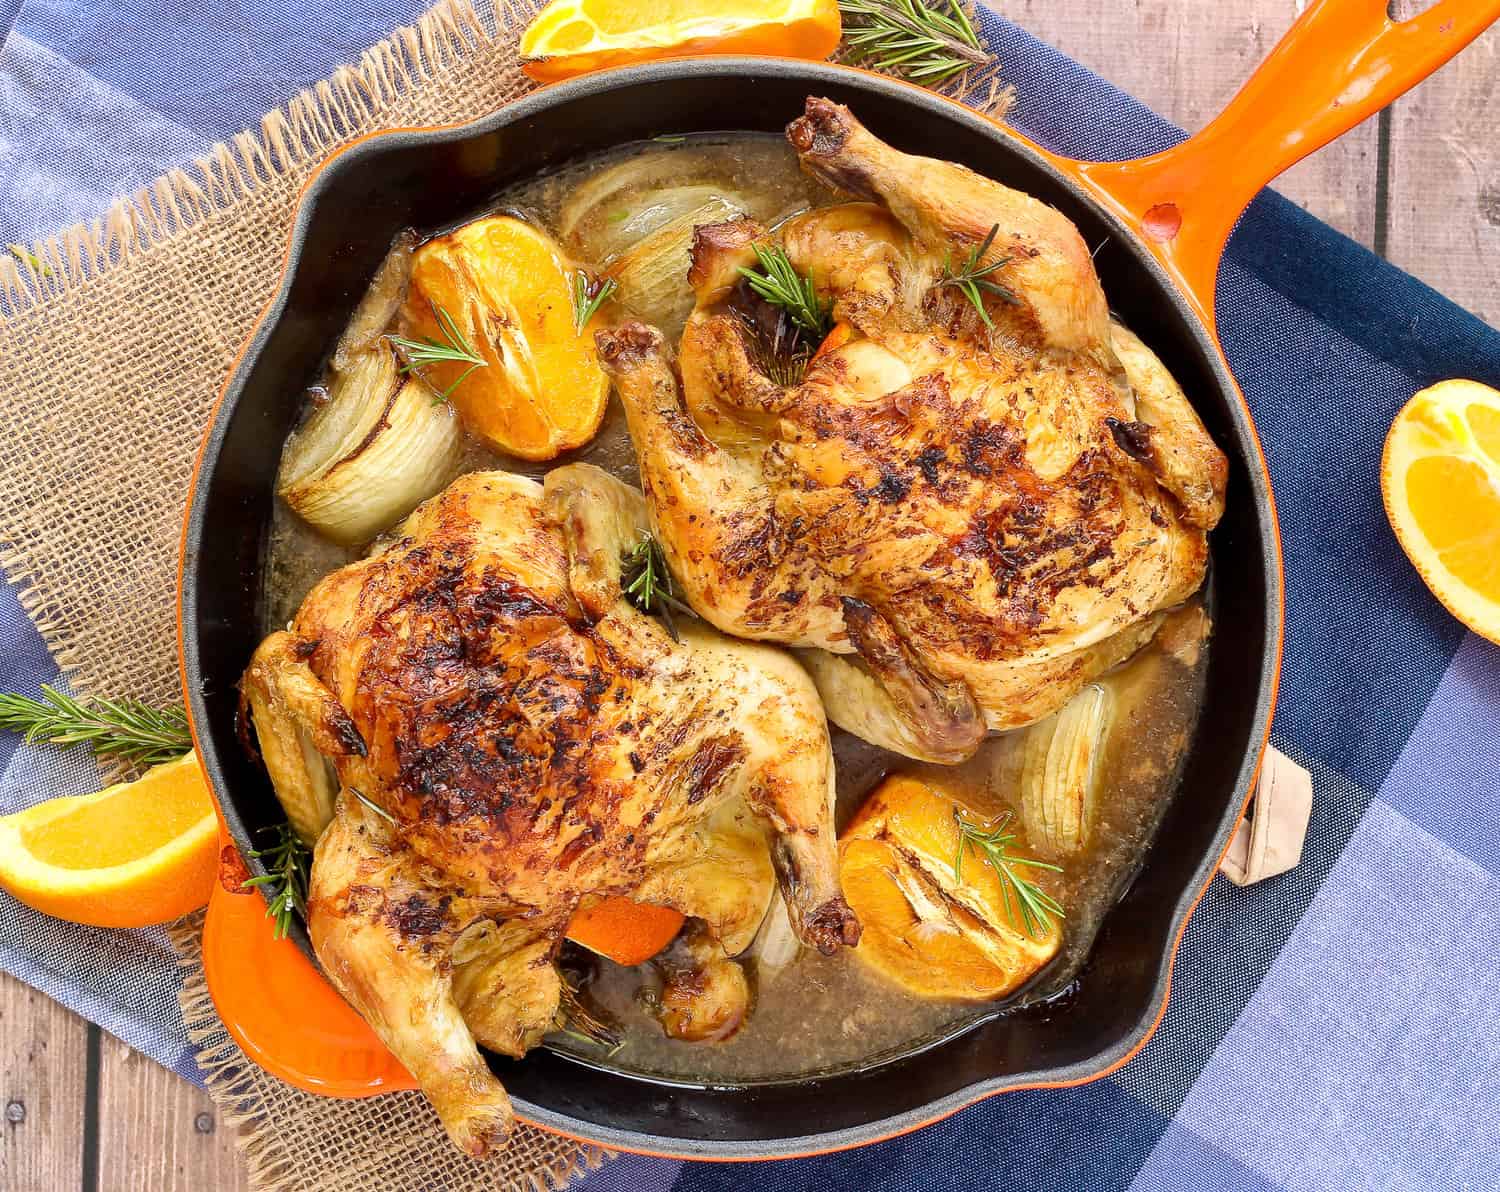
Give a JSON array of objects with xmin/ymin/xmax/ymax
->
[{"xmin": 0, "ymin": 1, "xmax": 1008, "ymax": 1185}]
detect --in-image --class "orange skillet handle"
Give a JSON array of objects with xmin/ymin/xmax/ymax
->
[{"xmin": 1074, "ymin": 0, "xmax": 1500, "ymax": 329}]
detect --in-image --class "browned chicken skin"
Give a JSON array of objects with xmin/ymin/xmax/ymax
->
[
  {"xmin": 241, "ymin": 464, "xmax": 856, "ymax": 1155},
  {"xmin": 602, "ymin": 98, "xmax": 1226, "ymax": 763}
]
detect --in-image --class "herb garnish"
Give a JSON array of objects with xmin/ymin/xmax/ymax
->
[
  {"xmin": 739, "ymin": 309, "xmax": 815, "ymax": 388},
  {"xmin": 939, "ymin": 223, "xmax": 1018, "ymax": 329},
  {"xmin": 243, "ymin": 823, "xmax": 312, "ymax": 941},
  {"xmin": 738, "ymin": 245, "xmax": 833, "ymax": 340},
  {"xmin": 838, "ymin": 0, "xmax": 989, "ymax": 86},
  {"xmin": 622, "ymin": 532, "xmax": 694, "ymax": 642},
  {"xmin": 571, "ymin": 270, "xmax": 618, "ymax": 334},
  {"xmin": 0, "ymin": 686, "xmax": 191, "ymax": 767},
  {"xmin": 952, "ymin": 809, "xmax": 1064, "ymax": 941},
  {"xmin": 388, "ymin": 302, "xmax": 489, "ymax": 401}
]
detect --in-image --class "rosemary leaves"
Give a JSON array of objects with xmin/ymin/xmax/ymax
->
[
  {"xmin": 244, "ymin": 823, "xmax": 312, "ymax": 940},
  {"xmin": 621, "ymin": 532, "xmax": 694, "ymax": 641},
  {"xmin": 952, "ymin": 809, "xmax": 1065, "ymax": 940},
  {"xmin": 388, "ymin": 302, "xmax": 489, "ymax": 400},
  {"xmin": 838, "ymin": 0, "xmax": 989, "ymax": 86},
  {"xmin": 939, "ymin": 223, "xmax": 1018, "ymax": 329},
  {"xmin": 571, "ymin": 269, "xmax": 618, "ymax": 333},
  {"xmin": 553, "ymin": 978, "xmax": 623, "ymax": 1053},
  {"xmin": 0, "ymin": 686, "xmax": 191, "ymax": 767},
  {"xmin": 738, "ymin": 245, "xmax": 833, "ymax": 340}
]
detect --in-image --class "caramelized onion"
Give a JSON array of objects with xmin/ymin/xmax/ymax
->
[
  {"xmin": 278, "ymin": 343, "xmax": 462, "ymax": 545},
  {"xmin": 609, "ymin": 194, "xmax": 745, "ymax": 333},
  {"xmin": 1019, "ymin": 683, "xmax": 1114, "ymax": 857}
]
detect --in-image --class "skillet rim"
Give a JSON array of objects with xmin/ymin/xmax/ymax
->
[{"xmin": 178, "ymin": 55, "xmax": 1283, "ymax": 1160}]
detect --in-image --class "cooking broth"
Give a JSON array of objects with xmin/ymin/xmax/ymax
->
[{"xmin": 261, "ymin": 132, "xmax": 1213, "ymax": 1085}]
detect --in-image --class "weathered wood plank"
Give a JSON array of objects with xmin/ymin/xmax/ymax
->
[
  {"xmin": 1011, "ymin": 0, "xmax": 1382, "ymax": 248},
  {"xmin": 0, "ymin": 970, "xmax": 90, "ymax": 1192},
  {"xmin": 1387, "ymin": 24, "xmax": 1499, "ymax": 328},
  {"xmin": 96, "ymin": 1035, "xmax": 249, "ymax": 1192}
]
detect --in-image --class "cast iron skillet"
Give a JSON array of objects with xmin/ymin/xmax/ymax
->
[{"xmin": 181, "ymin": 2, "xmax": 1492, "ymax": 1155}]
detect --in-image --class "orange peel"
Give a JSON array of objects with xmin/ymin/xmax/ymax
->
[{"xmin": 519, "ymin": 0, "xmax": 842, "ymax": 83}]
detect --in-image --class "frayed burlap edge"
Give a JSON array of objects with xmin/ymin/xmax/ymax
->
[
  {"xmin": 0, "ymin": 2, "xmax": 1012, "ymax": 317},
  {"xmin": 0, "ymin": 0, "xmax": 502, "ymax": 315},
  {"xmin": 170, "ymin": 916, "xmax": 611, "ymax": 1191}
]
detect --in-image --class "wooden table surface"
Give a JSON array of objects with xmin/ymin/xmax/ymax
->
[{"xmin": 2, "ymin": 5, "xmax": 1495, "ymax": 1190}]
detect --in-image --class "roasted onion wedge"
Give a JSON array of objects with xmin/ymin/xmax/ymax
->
[
  {"xmin": 609, "ymin": 193, "xmax": 745, "ymax": 333},
  {"xmin": 1019, "ymin": 684, "xmax": 1114, "ymax": 858},
  {"xmin": 278, "ymin": 343, "xmax": 463, "ymax": 546}
]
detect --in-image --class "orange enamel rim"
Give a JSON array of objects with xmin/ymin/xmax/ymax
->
[{"xmin": 174, "ymin": 0, "xmax": 1497, "ymax": 1158}]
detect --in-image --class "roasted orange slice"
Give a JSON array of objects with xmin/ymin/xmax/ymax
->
[
  {"xmin": 839, "ymin": 775, "xmax": 1061, "ymax": 1001},
  {"xmin": 519, "ymin": 0, "xmax": 842, "ymax": 83},
  {"xmin": 566, "ymin": 895, "xmax": 684, "ymax": 966},
  {"xmin": 1382, "ymin": 379, "xmax": 1500, "ymax": 644},
  {"xmin": 404, "ymin": 216, "xmax": 609, "ymax": 460},
  {"xmin": 0, "ymin": 753, "xmax": 217, "ymax": 928}
]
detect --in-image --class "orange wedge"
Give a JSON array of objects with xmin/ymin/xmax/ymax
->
[
  {"xmin": 405, "ymin": 215, "xmax": 609, "ymax": 461},
  {"xmin": 840, "ymin": 775, "xmax": 1060, "ymax": 1001},
  {"xmin": 519, "ymin": 0, "xmax": 842, "ymax": 83},
  {"xmin": 0, "ymin": 752, "xmax": 217, "ymax": 928},
  {"xmin": 567, "ymin": 895, "xmax": 684, "ymax": 966},
  {"xmin": 1382, "ymin": 379, "xmax": 1500, "ymax": 645}
]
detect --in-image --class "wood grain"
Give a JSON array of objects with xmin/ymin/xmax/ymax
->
[
  {"xmin": 1012, "ymin": 0, "xmax": 1382, "ymax": 247},
  {"xmin": 1386, "ymin": 24, "xmax": 1499, "ymax": 328},
  {"xmin": 95, "ymin": 1033, "xmax": 249, "ymax": 1192},
  {"xmin": 0, "ymin": 971, "xmax": 89, "ymax": 1192}
]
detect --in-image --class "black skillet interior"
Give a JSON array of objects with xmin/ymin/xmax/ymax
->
[{"xmin": 182, "ymin": 59, "xmax": 1278, "ymax": 1158}]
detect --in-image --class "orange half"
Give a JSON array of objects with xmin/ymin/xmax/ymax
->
[
  {"xmin": 1381, "ymin": 379, "xmax": 1500, "ymax": 645},
  {"xmin": 406, "ymin": 215, "xmax": 610, "ymax": 460},
  {"xmin": 519, "ymin": 0, "xmax": 842, "ymax": 83},
  {"xmin": 840, "ymin": 775, "xmax": 1060, "ymax": 1001},
  {"xmin": 0, "ymin": 752, "xmax": 217, "ymax": 928}
]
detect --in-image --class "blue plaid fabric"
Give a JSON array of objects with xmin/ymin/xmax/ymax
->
[{"xmin": 3, "ymin": 4, "xmax": 1498, "ymax": 1189}]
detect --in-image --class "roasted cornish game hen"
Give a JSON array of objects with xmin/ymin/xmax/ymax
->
[
  {"xmin": 601, "ymin": 98, "xmax": 1226, "ymax": 763},
  {"xmin": 240, "ymin": 464, "xmax": 856, "ymax": 1155}
]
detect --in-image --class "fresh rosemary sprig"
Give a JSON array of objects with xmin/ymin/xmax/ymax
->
[
  {"xmin": 388, "ymin": 302, "xmax": 488, "ymax": 401},
  {"xmin": 839, "ymin": 0, "xmax": 989, "ymax": 86},
  {"xmin": 621, "ymin": 532, "xmax": 694, "ymax": 642},
  {"xmin": 572, "ymin": 270, "xmax": 618, "ymax": 334},
  {"xmin": 0, "ymin": 685, "xmax": 191, "ymax": 767},
  {"xmin": 243, "ymin": 823, "xmax": 312, "ymax": 941},
  {"xmin": 738, "ymin": 245, "xmax": 833, "ymax": 340},
  {"xmin": 939, "ymin": 223, "xmax": 1018, "ymax": 330},
  {"xmin": 952, "ymin": 809, "xmax": 1064, "ymax": 941}
]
